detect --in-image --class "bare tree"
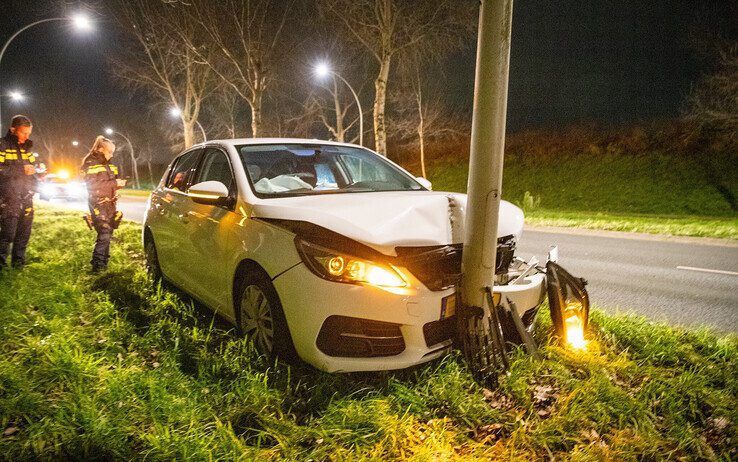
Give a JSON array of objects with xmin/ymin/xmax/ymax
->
[
  {"xmin": 685, "ymin": 43, "xmax": 738, "ymax": 144},
  {"xmin": 391, "ymin": 63, "xmax": 468, "ymax": 177},
  {"xmin": 318, "ymin": 0, "xmax": 475, "ymax": 156},
  {"xmin": 109, "ymin": 0, "xmax": 217, "ymax": 148},
  {"xmin": 183, "ymin": 0, "xmax": 292, "ymax": 138}
]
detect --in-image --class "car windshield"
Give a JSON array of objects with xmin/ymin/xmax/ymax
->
[{"xmin": 237, "ymin": 144, "xmax": 424, "ymax": 197}]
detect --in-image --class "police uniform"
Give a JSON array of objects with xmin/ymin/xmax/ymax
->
[
  {"xmin": 81, "ymin": 151, "xmax": 122, "ymax": 271},
  {"xmin": 0, "ymin": 131, "xmax": 39, "ymax": 268}
]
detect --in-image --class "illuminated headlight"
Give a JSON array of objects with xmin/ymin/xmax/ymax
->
[
  {"xmin": 296, "ymin": 239, "xmax": 407, "ymax": 288},
  {"xmin": 41, "ymin": 184, "xmax": 57, "ymax": 197},
  {"xmin": 65, "ymin": 182, "xmax": 87, "ymax": 197}
]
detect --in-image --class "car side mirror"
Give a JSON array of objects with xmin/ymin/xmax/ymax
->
[
  {"xmin": 187, "ymin": 180, "xmax": 230, "ymax": 205},
  {"xmin": 415, "ymin": 177, "xmax": 432, "ymax": 190}
]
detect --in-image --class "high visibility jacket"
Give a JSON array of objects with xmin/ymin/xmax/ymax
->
[
  {"xmin": 81, "ymin": 152, "xmax": 120, "ymax": 206},
  {"xmin": 0, "ymin": 131, "xmax": 39, "ymax": 203}
]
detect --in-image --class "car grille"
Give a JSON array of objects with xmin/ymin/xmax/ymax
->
[
  {"xmin": 395, "ymin": 235, "xmax": 516, "ymax": 292},
  {"xmin": 316, "ymin": 315, "xmax": 405, "ymax": 358},
  {"xmin": 423, "ymin": 316, "xmax": 457, "ymax": 347}
]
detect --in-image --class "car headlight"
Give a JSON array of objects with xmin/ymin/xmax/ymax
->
[
  {"xmin": 296, "ymin": 239, "xmax": 407, "ymax": 288},
  {"xmin": 65, "ymin": 182, "xmax": 86, "ymax": 196},
  {"xmin": 41, "ymin": 184, "xmax": 56, "ymax": 196}
]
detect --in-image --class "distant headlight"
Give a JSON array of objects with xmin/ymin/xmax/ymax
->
[
  {"xmin": 65, "ymin": 182, "xmax": 87, "ymax": 197},
  {"xmin": 41, "ymin": 184, "xmax": 57, "ymax": 197},
  {"xmin": 296, "ymin": 239, "xmax": 407, "ymax": 288}
]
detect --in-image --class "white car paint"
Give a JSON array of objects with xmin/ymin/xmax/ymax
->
[{"xmin": 143, "ymin": 138, "xmax": 546, "ymax": 372}]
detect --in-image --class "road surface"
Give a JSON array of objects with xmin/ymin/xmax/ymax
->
[{"xmin": 42, "ymin": 196, "xmax": 738, "ymax": 332}]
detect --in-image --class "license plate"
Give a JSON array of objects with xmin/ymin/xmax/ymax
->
[{"xmin": 440, "ymin": 293, "xmax": 457, "ymax": 319}]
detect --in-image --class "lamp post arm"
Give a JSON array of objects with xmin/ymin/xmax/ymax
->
[
  {"xmin": 196, "ymin": 121, "xmax": 207, "ymax": 141},
  {"xmin": 332, "ymin": 72, "xmax": 363, "ymax": 146},
  {"xmin": 0, "ymin": 17, "xmax": 66, "ymax": 131}
]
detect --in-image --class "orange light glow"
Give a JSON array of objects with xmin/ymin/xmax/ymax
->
[
  {"xmin": 56, "ymin": 169, "xmax": 71, "ymax": 180},
  {"xmin": 564, "ymin": 314, "xmax": 587, "ymax": 350}
]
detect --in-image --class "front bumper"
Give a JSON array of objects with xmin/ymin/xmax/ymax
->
[{"xmin": 273, "ymin": 263, "xmax": 546, "ymax": 372}]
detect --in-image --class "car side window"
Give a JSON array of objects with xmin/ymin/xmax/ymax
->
[
  {"xmin": 166, "ymin": 150, "xmax": 201, "ymax": 192},
  {"xmin": 196, "ymin": 148, "xmax": 235, "ymax": 192}
]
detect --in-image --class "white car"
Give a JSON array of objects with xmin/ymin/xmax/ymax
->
[{"xmin": 143, "ymin": 139, "xmax": 546, "ymax": 372}]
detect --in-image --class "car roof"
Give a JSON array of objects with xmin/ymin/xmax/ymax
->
[{"xmin": 193, "ymin": 138, "xmax": 367, "ymax": 151}]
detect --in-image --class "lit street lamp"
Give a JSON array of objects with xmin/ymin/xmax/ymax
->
[
  {"xmin": 71, "ymin": 140, "xmax": 79, "ymax": 147},
  {"xmin": 0, "ymin": 13, "xmax": 93, "ymax": 130},
  {"xmin": 169, "ymin": 107, "xmax": 207, "ymax": 141},
  {"xmin": 8, "ymin": 90, "xmax": 24, "ymax": 102},
  {"xmin": 104, "ymin": 127, "xmax": 139, "ymax": 189},
  {"xmin": 314, "ymin": 62, "xmax": 363, "ymax": 146}
]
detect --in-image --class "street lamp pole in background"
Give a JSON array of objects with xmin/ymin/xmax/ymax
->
[
  {"xmin": 459, "ymin": 0, "xmax": 515, "ymax": 377},
  {"xmin": 314, "ymin": 63, "xmax": 364, "ymax": 146},
  {"xmin": 105, "ymin": 127, "xmax": 139, "ymax": 189},
  {"xmin": 0, "ymin": 14, "xmax": 92, "ymax": 131},
  {"xmin": 169, "ymin": 107, "xmax": 207, "ymax": 142}
]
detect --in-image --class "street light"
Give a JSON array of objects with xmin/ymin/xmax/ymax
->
[
  {"xmin": 8, "ymin": 91, "xmax": 24, "ymax": 102},
  {"xmin": 313, "ymin": 62, "xmax": 363, "ymax": 146},
  {"xmin": 0, "ymin": 13, "xmax": 93, "ymax": 130},
  {"xmin": 71, "ymin": 140, "xmax": 79, "ymax": 147},
  {"xmin": 169, "ymin": 107, "xmax": 207, "ymax": 141}
]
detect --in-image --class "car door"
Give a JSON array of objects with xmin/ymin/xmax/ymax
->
[
  {"xmin": 184, "ymin": 147, "xmax": 241, "ymax": 314},
  {"xmin": 155, "ymin": 148, "xmax": 203, "ymax": 287}
]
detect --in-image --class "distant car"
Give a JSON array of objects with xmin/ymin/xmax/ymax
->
[
  {"xmin": 143, "ymin": 139, "xmax": 547, "ymax": 372},
  {"xmin": 38, "ymin": 174, "xmax": 87, "ymax": 201}
]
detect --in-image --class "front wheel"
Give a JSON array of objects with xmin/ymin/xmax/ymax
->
[
  {"xmin": 144, "ymin": 235, "xmax": 162, "ymax": 283},
  {"xmin": 235, "ymin": 270, "xmax": 297, "ymax": 361}
]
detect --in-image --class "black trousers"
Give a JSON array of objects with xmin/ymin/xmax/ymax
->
[
  {"xmin": 90, "ymin": 202, "xmax": 116, "ymax": 269},
  {"xmin": 0, "ymin": 199, "xmax": 34, "ymax": 267}
]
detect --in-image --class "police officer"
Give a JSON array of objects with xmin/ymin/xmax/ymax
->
[
  {"xmin": 81, "ymin": 136, "xmax": 126, "ymax": 273},
  {"xmin": 0, "ymin": 115, "xmax": 42, "ymax": 269}
]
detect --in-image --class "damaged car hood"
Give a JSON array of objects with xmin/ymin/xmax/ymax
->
[{"xmin": 251, "ymin": 191, "xmax": 524, "ymax": 256}]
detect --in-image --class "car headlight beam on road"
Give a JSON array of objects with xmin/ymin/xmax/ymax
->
[{"xmin": 296, "ymin": 239, "xmax": 407, "ymax": 288}]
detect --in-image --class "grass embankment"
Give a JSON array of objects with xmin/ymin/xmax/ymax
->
[
  {"xmin": 427, "ymin": 151, "xmax": 738, "ymax": 240},
  {"xmin": 119, "ymin": 188, "xmax": 153, "ymax": 198},
  {"xmin": 1, "ymin": 208, "xmax": 736, "ymax": 460}
]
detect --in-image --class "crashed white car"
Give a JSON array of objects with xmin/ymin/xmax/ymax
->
[{"xmin": 143, "ymin": 139, "xmax": 546, "ymax": 372}]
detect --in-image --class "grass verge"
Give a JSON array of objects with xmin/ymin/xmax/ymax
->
[
  {"xmin": 119, "ymin": 189, "xmax": 153, "ymax": 198},
  {"xmin": 525, "ymin": 209, "xmax": 738, "ymax": 240},
  {"xmin": 1, "ymin": 207, "xmax": 736, "ymax": 460},
  {"xmin": 427, "ymin": 152, "xmax": 737, "ymax": 240}
]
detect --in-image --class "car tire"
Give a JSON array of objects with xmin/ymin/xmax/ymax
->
[
  {"xmin": 235, "ymin": 269, "xmax": 297, "ymax": 362},
  {"xmin": 144, "ymin": 234, "xmax": 163, "ymax": 283}
]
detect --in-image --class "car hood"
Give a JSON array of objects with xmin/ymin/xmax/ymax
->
[{"xmin": 251, "ymin": 191, "xmax": 524, "ymax": 256}]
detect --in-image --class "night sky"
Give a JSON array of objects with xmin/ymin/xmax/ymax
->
[{"xmin": 0, "ymin": 0, "xmax": 732, "ymax": 165}]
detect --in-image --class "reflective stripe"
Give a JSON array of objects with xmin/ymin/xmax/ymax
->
[
  {"xmin": 111, "ymin": 165, "xmax": 119, "ymax": 175},
  {"xmin": 85, "ymin": 165, "xmax": 109, "ymax": 174},
  {"xmin": 4, "ymin": 153, "xmax": 18, "ymax": 160}
]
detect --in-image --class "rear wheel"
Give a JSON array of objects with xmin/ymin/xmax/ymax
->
[{"xmin": 235, "ymin": 270, "xmax": 296, "ymax": 361}]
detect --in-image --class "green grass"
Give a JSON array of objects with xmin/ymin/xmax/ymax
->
[
  {"xmin": 524, "ymin": 210, "xmax": 738, "ymax": 240},
  {"xmin": 1, "ymin": 207, "xmax": 736, "ymax": 460},
  {"xmin": 428, "ymin": 152, "xmax": 738, "ymax": 239},
  {"xmin": 119, "ymin": 188, "xmax": 153, "ymax": 198}
]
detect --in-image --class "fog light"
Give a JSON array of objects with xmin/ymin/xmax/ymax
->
[{"xmin": 546, "ymin": 262, "xmax": 590, "ymax": 350}]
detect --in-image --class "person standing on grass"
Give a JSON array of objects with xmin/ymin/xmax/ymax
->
[
  {"xmin": 0, "ymin": 115, "xmax": 44, "ymax": 270},
  {"xmin": 81, "ymin": 136, "xmax": 126, "ymax": 273}
]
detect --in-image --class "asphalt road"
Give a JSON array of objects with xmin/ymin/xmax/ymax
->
[
  {"xmin": 42, "ymin": 196, "xmax": 738, "ymax": 332},
  {"xmin": 517, "ymin": 230, "xmax": 738, "ymax": 332}
]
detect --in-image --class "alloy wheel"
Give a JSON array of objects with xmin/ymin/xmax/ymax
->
[{"xmin": 240, "ymin": 284, "xmax": 275, "ymax": 355}]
